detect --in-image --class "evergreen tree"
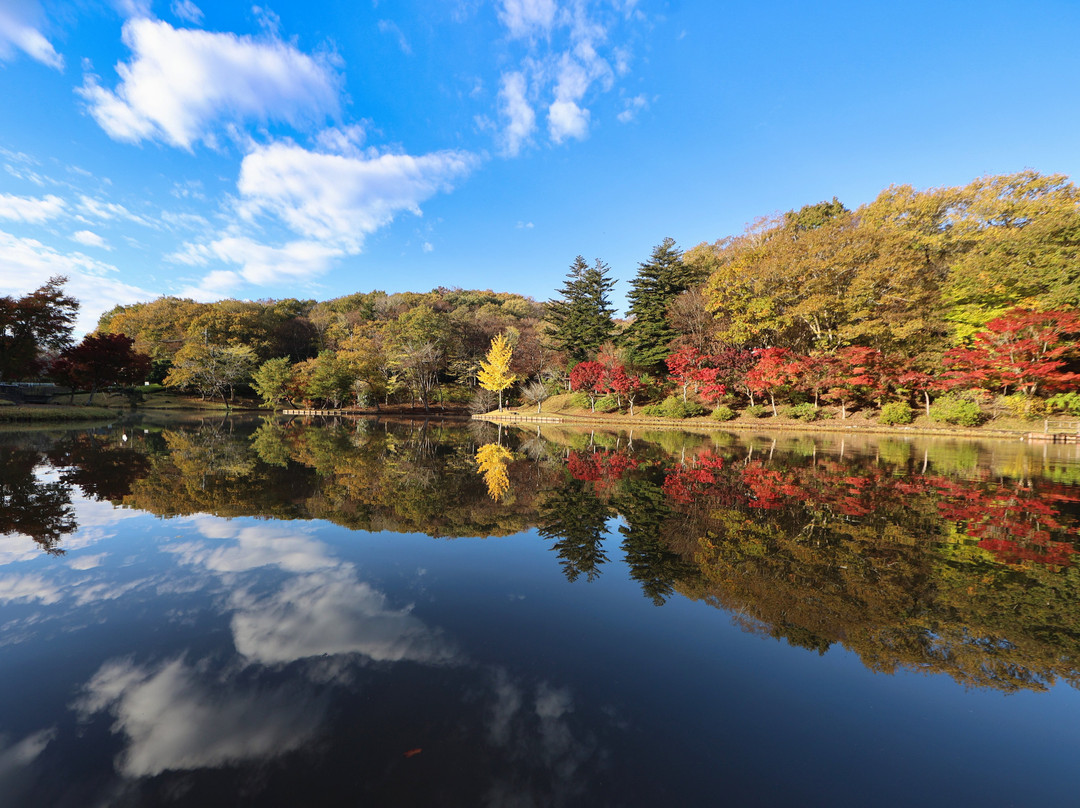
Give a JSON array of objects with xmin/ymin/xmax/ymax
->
[
  {"xmin": 545, "ymin": 256, "xmax": 616, "ymax": 364},
  {"xmin": 622, "ymin": 238, "xmax": 704, "ymax": 370}
]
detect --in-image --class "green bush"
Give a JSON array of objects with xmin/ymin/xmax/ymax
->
[
  {"xmin": 594, "ymin": 394, "xmax": 620, "ymax": 413},
  {"xmin": 788, "ymin": 403, "xmax": 819, "ymax": 422},
  {"xmin": 879, "ymin": 401, "xmax": 914, "ymax": 425},
  {"xmin": 743, "ymin": 404, "xmax": 767, "ymax": 418},
  {"xmin": 642, "ymin": 395, "xmax": 706, "ymax": 419},
  {"xmin": 568, "ymin": 392, "xmax": 591, "ymax": 409},
  {"xmin": 929, "ymin": 394, "xmax": 986, "ymax": 427},
  {"xmin": 711, "ymin": 405, "xmax": 736, "ymax": 421},
  {"xmin": 1048, "ymin": 391, "xmax": 1080, "ymax": 416}
]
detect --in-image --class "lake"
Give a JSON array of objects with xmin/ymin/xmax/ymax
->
[{"xmin": 1, "ymin": 416, "xmax": 1079, "ymax": 806}]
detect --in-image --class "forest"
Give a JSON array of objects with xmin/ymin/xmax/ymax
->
[{"xmin": 3, "ymin": 169, "xmax": 1079, "ymax": 425}]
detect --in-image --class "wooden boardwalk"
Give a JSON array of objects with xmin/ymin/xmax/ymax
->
[{"xmin": 1027, "ymin": 420, "xmax": 1080, "ymax": 443}]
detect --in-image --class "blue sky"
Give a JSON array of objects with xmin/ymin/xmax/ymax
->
[{"xmin": 1, "ymin": 0, "xmax": 1079, "ymax": 333}]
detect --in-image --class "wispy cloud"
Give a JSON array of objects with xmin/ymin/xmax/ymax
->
[
  {"xmin": 237, "ymin": 139, "xmax": 477, "ymax": 250},
  {"xmin": 78, "ymin": 18, "xmax": 341, "ymax": 149},
  {"xmin": 498, "ymin": 71, "xmax": 536, "ymax": 156},
  {"xmin": 0, "ymin": 193, "xmax": 65, "ymax": 223},
  {"xmin": 71, "ymin": 229, "xmax": 110, "ymax": 249},
  {"xmin": 170, "ymin": 0, "xmax": 204, "ymax": 25},
  {"xmin": 377, "ymin": 19, "xmax": 412, "ymax": 55},
  {"xmin": 0, "ymin": 1, "xmax": 64, "ymax": 70}
]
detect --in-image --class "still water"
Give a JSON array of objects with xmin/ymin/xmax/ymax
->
[{"xmin": 1, "ymin": 416, "xmax": 1079, "ymax": 806}]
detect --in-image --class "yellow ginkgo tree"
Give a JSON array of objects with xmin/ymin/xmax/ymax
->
[
  {"xmin": 475, "ymin": 442, "xmax": 513, "ymax": 501},
  {"xmin": 477, "ymin": 332, "xmax": 516, "ymax": 411}
]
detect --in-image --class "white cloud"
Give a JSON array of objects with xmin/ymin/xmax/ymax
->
[
  {"xmin": 76, "ymin": 194, "xmax": 154, "ymax": 228},
  {"xmin": 0, "ymin": 574, "xmax": 62, "ymax": 605},
  {"xmin": 377, "ymin": 19, "xmax": 412, "ymax": 55},
  {"xmin": 497, "ymin": 71, "xmax": 536, "ymax": 157},
  {"xmin": 0, "ymin": 229, "xmax": 156, "ymax": 335},
  {"xmin": 78, "ymin": 18, "xmax": 341, "ymax": 149},
  {"xmin": 74, "ymin": 656, "xmax": 325, "ymax": 777},
  {"xmin": 0, "ymin": 1, "xmax": 64, "ymax": 70},
  {"xmin": 168, "ymin": 524, "xmax": 338, "ymax": 574},
  {"xmin": 229, "ymin": 569, "xmax": 458, "ymax": 666},
  {"xmin": 548, "ymin": 98, "xmax": 589, "ymax": 143},
  {"xmin": 515, "ymin": 221, "xmax": 534, "ymax": 229},
  {"xmin": 498, "ymin": 0, "xmax": 558, "ymax": 39},
  {"xmin": 237, "ymin": 140, "xmax": 477, "ymax": 250},
  {"xmin": 170, "ymin": 0, "xmax": 204, "ymax": 25},
  {"xmin": 0, "ymin": 193, "xmax": 65, "ymax": 223},
  {"xmin": 616, "ymin": 93, "xmax": 647, "ymax": 123},
  {"xmin": 68, "ymin": 553, "xmax": 107, "ymax": 571},
  {"xmin": 171, "ymin": 235, "xmax": 344, "ymax": 296},
  {"xmin": 422, "ymin": 241, "xmax": 434, "ymax": 253},
  {"xmin": 71, "ymin": 230, "xmax": 109, "ymax": 249}
]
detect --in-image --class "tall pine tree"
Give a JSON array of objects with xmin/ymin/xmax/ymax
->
[
  {"xmin": 545, "ymin": 256, "xmax": 617, "ymax": 364},
  {"xmin": 622, "ymin": 238, "xmax": 704, "ymax": 370}
]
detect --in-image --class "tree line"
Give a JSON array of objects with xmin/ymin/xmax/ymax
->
[{"xmin": 3, "ymin": 169, "xmax": 1079, "ymax": 421}]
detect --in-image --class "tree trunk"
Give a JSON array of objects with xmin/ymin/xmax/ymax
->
[
  {"xmin": 924, "ymin": 390, "xmax": 931, "ymax": 418},
  {"xmin": 769, "ymin": 393, "xmax": 776, "ymax": 417}
]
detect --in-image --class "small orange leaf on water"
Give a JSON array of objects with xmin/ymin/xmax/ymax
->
[{"xmin": 404, "ymin": 748, "xmax": 422, "ymax": 758}]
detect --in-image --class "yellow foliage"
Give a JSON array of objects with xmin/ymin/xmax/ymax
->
[
  {"xmin": 475, "ymin": 442, "xmax": 513, "ymax": 501},
  {"xmin": 478, "ymin": 333, "xmax": 516, "ymax": 408}
]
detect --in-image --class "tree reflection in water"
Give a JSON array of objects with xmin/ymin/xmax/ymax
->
[{"xmin": 6, "ymin": 418, "xmax": 1080, "ymax": 692}]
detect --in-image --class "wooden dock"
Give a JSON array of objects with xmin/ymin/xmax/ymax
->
[{"xmin": 1027, "ymin": 420, "xmax": 1080, "ymax": 443}]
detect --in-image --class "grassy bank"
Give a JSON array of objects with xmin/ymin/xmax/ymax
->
[
  {"xmin": 476, "ymin": 394, "xmax": 1057, "ymax": 440},
  {"xmin": 0, "ymin": 404, "xmax": 118, "ymax": 422}
]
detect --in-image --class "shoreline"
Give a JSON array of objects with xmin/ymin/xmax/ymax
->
[{"xmin": 472, "ymin": 408, "xmax": 1059, "ymax": 442}]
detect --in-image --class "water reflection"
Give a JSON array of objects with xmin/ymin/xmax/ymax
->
[{"xmin": 3, "ymin": 419, "xmax": 1080, "ymax": 697}]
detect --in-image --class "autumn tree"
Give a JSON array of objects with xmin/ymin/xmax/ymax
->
[
  {"xmin": 165, "ymin": 342, "xmax": 257, "ymax": 405},
  {"xmin": 49, "ymin": 333, "xmax": 151, "ymax": 404},
  {"xmin": 0, "ymin": 276, "xmax": 79, "ymax": 380},
  {"xmin": 942, "ymin": 309, "xmax": 1080, "ymax": 397},
  {"xmin": 477, "ymin": 332, "xmax": 516, "ymax": 410},
  {"xmin": 570, "ymin": 360, "xmax": 608, "ymax": 412},
  {"xmin": 252, "ymin": 357, "xmax": 295, "ymax": 409},
  {"xmin": 745, "ymin": 348, "xmax": 802, "ymax": 415}
]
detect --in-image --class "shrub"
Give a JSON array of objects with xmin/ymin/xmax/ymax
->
[
  {"xmin": 1048, "ymin": 391, "xmax": 1080, "ymax": 416},
  {"xmin": 879, "ymin": 401, "xmax": 914, "ymax": 425},
  {"xmin": 929, "ymin": 394, "xmax": 986, "ymax": 427},
  {"xmin": 594, "ymin": 394, "xmax": 620, "ymax": 413},
  {"xmin": 567, "ymin": 392, "xmax": 591, "ymax": 409},
  {"xmin": 788, "ymin": 403, "xmax": 819, "ymax": 422},
  {"xmin": 642, "ymin": 395, "xmax": 706, "ymax": 419},
  {"xmin": 743, "ymin": 404, "xmax": 767, "ymax": 418},
  {"xmin": 996, "ymin": 393, "xmax": 1048, "ymax": 420},
  {"xmin": 711, "ymin": 405, "xmax": 736, "ymax": 421}
]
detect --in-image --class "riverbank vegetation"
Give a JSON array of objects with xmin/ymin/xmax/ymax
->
[{"xmin": 3, "ymin": 170, "xmax": 1078, "ymax": 426}]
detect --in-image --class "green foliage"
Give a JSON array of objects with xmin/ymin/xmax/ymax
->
[
  {"xmin": 642, "ymin": 395, "xmax": 707, "ymax": 419},
  {"xmin": 594, "ymin": 394, "xmax": 620, "ymax": 413},
  {"xmin": 743, "ymin": 404, "xmax": 768, "ymax": 418},
  {"xmin": 879, "ymin": 401, "xmax": 914, "ymax": 425},
  {"xmin": 1047, "ymin": 391, "xmax": 1080, "ymax": 416},
  {"xmin": 622, "ymin": 238, "xmax": 706, "ymax": 369},
  {"xmin": 929, "ymin": 394, "xmax": 986, "ymax": 426},
  {"xmin": 710, "ymin": 405, "xmax": 736, "ymax": 421},
  {"xmin": 545, "ymin": 256, "xmax": 617, "ymax": 363},
  {"xmin": 252, "ymin": 357, "xmax": 294, "ymax": 409},
  {"xmin": 787, "ymin": 403, "xmax": 819, "ymax": 422},
  {"xmin": 567, "ymin": 392, "xmax": 591, "ymax": 409}
]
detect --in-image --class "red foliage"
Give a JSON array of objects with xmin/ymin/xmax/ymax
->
[
  {"xmin": 50, "ymin": 333, "xmax": 151, "ymax": 401},
  {"xmin": 942, "ymin": 308, "xmax": 1080, "ymax": 395}
]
